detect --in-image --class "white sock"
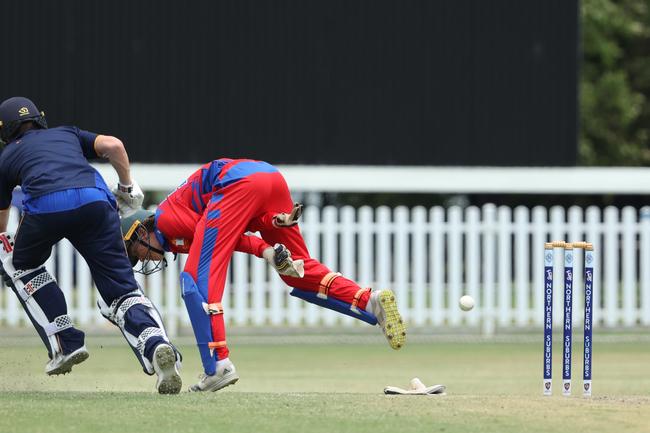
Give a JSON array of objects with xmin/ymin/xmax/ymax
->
[{"xmin": 367, "ymin": 290, "xmax": 379, "ymax": 313}]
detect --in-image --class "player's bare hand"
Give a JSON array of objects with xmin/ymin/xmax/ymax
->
[
  {"xmin": 263, "ymin": 243, "xmax": 305, "ymax": 278},
  {"xmin": 273, "ymin": 203, "xmax": 303, "ymax": 227}
]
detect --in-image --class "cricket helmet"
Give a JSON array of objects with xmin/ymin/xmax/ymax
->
[
  {"xmin": 0, "ymin": 97, "xmax": 48, "ymax": 143},
  {"xmin": 121, "ymin": 209, "xmax": 155, "ymax": 244},
  {"xmin": 120, "ymin": 208, "xmax": 154, "ymax": 266}
]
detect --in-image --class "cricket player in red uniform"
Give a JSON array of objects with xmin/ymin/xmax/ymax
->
[{"xmin": 121, "ymin": 158, "xmax": 406, "ymax": 392}]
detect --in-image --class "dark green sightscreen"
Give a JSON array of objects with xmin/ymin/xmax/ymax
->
[{"xmin": 1, "ymin": 0, "xmax": 578, "ymax": 166}]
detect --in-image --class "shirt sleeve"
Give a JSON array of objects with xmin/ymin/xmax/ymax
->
[
  {"xmin": 73, "ymin": 127, "xmax": 100, "ymax": 159},
  {"xmin": 235, "ymin": 233, "xmax": 270, "ymax": 258}
]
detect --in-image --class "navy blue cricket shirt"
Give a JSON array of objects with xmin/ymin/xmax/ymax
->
[{"xmin": 0, "ymin": 126, "xmax": 115, "ymax": 213}]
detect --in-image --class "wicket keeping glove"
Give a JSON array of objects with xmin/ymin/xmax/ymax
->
[
  {"xmin": 263, "ymin": 243, "xmax": 305, "ymax": 278},
  {"xmin": 384, "ymin": 378, "xmax": 446, "ymax": 395},
  {"xmin": 273, "ymin": 203, "xmax": 303, "ymax": 227}
]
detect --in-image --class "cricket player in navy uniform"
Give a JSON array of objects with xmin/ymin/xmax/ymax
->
[
  {"xmin": 0, "ymin": 97, "xmax": 182, "ymax": 394},
  {"xmin": 120, "ymin": 158, "xmax": 406, "ymax": 392}
]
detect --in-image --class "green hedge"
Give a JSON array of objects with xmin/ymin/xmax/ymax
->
[{"xmin": 581, "ymin": 0, "xmax": 650, "ymax": 165}]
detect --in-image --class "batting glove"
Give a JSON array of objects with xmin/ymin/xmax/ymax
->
[
  {"xmin": 112, "ymin": 179, "xmax": 144, "ymax": 210},
  {"xmin": 116, "ymin": 197, "xmax": 138, "ymax": 218}
]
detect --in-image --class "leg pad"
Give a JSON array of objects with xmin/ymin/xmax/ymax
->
[
  {"xmin": 1, "ymin": 232, "xmax": 75, "ymax": 357},
  {"xmin": 180, "ymin": 272, "xmax": 218, "ymax": 375},
  {"xmin": 98, "ymin": 289, "xmax": 179, "ymax": 375},
  {"xmin": 290, "ymin": 288, "xmax": 378, "ymax": 325}
]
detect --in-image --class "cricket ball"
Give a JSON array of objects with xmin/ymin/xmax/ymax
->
[{"xmin": 459, "ymin": 295, "xmax": 475, "ymax": 311}]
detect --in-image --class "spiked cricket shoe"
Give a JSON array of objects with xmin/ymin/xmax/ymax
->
[
  {"xmin": 189, "ymin": 358, "xmax": 239, "ymax": 392},
  {"xmin": 153, "ymin": 343, "xmax": 182, "ymax": 394},
  {"xmin": 369, "ymin": 289, "xmax": 407, "ymax": 350},
  {"xmin": 45, "ymin": 346, "xmax": 89, "ymax": 376}
]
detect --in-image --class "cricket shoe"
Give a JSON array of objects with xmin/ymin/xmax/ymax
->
[
  {"xmin": 189, "ymin": 358, "xmax": 239, "ymax": 392},
  {"xmin": 45, "ymin": 346, "xmax": 90, "ymax": 376},
  {"xmin": 153, "ymin": 343, "xmax": 182, "ymax": 394},
  {"xmin": 368, "ymin": 289, "xmax": 407, "ymax": 350}
]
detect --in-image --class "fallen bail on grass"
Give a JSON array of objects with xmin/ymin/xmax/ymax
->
[{"xmin": 543, "ymin": 241, "xmax": 594, "ymax": 397}]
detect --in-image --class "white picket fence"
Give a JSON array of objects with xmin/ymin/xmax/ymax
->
[{"xmin": 2, "ymin": 204, "xmax": 650, "ymax": 336}]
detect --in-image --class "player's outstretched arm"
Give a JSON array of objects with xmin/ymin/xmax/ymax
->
[
  {"xmin": 94, "ymin": 135, "xmax": 144, "ymax": 213},
  {"xmin": 262, "ymin": 243, "xmax": 304, "ymax": 278},
  {"xmin": 235, "ymin": 234, "xmax": 304, "ymax": 278},
  {"xmin": 94, "ymin": 135, "xmax": 132, "ymax": 186}
]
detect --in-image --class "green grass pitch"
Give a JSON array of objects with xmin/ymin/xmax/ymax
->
[{"xmin": 1, "ymin": 335, "xmax": 649, "ymax": 433}]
